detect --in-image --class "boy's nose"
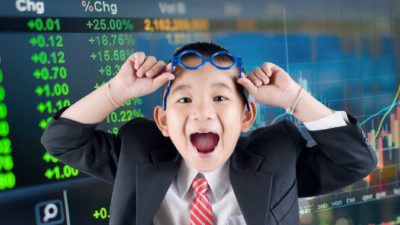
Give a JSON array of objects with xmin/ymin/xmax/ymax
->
[{"xmin": 189, "ymin": 100, "xmax": 216, "ymax": 121}]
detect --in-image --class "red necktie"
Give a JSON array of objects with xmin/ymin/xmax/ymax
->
[{"xmin": 189, "ymin": 177, "xmax": 214, "ymax": 225}]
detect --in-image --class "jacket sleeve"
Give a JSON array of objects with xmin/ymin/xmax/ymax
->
[
  {"xmin": 40, "ymin": 106, "xmax": 132, "ymax": 184},
  {"xmin": 283, "ymin": 112, "xmax": 378, "ymax": 197}
]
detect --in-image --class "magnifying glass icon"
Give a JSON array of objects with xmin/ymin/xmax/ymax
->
[{"xmin": 42, "ymin": 203, "xmax": 58, "ymax": 222}]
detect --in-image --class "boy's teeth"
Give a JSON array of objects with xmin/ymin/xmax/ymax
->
[{"xmin": 190, "ymin": 132, "xmax": 219, "ymax": 153}]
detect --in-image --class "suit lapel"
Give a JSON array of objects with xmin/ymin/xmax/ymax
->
[
  {"xmin": 136, "ymin": 150, "xmax": 181, "ymax": 225},
  {"xmin": 135, "ymin": 144, "xmax": 273, "ymax": 225},
  {"xmin": 230, "ymin": 150, "xmax": 273, "ymax": 225}
]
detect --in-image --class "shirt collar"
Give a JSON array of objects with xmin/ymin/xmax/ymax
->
[{"xmin": 176, "ymin": 159, "xmax": 230, "ymax": 202}]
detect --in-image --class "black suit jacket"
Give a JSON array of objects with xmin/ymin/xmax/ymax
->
[{"xmin": 41, "ymin": 106, "xmax": 377, "ymax": 225}]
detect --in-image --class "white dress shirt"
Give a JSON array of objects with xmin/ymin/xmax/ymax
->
[{"xmin": 153, "ymin": 111, "xmax": 350, "ymax": 225}]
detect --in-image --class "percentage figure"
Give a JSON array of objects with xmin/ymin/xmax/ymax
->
[
  {"xmin": 82, "ymin": 1, "xmax": 94, "ymax": 12},
  {"xmin": 123, "ymin": 35, "xmax": 135, "ymax": 45},
  {"xmin": 133, "ymin": 98, "xmax": 142, "ymax": 105},
  {"xmin": 121, "ymin": 19, "xmax": 134, "ymax": 30},
  {"xmin": 132, "ymin": 109, "xmax": 144, "ymax": 118}
]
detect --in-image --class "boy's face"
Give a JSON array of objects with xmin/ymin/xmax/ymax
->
[{"xmin": 154, "ymin": 57, "xmax": 257, "ymax": 173}]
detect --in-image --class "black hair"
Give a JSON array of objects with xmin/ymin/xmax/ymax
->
[{"xmin": 161, "ymin": 41, "xmax": 249, "ymax": 107}]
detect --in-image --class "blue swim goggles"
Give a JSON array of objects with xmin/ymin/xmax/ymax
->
[{"xmin": 162, "ymin": 50, "xmax": 251, "ymax": 111}]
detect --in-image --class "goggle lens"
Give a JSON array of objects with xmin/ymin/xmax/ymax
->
[
  {"xmin": 212, "ymin": 53, "xmax": 235, "ymax": 69},
  {"xmin": 180, "ymin": 52, "xmax": 203, "ymax": 67},
  {"xmin": 179, "ymin": 52, "xmax": 235, "ymax": 69}
]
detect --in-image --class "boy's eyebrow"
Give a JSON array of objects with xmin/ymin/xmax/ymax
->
[
  {"xmin": 171, "ymin": 84, "xmax": 191, "ymax": 95},
  {"xmin": 171, "ymin": 82, "xmax": 233, "ymax": 95},
  {"xmin": 211, "ymin": 82, "xmax": 233, "ymax": 91}
]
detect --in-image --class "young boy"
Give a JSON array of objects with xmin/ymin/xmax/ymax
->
[{"xmin": 41, "ymin": 42, "xmax": 377, "ymax": 225}]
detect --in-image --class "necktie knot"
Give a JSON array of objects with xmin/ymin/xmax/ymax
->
[{"xmin": 192, "ymin": 177, "xmax": 208, "ymax": 196}]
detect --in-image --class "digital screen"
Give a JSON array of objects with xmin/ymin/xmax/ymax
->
[{"xmin": 0, "ymin": 0, "xmax": 399, "ymax": 224}]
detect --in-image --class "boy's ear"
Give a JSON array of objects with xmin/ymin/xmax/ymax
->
[
  {"xmin": 153, "ymin": 106, "xmax": 170, "ymax": 137},
  {"xmin": 241, "ymin": 100, "xmax": 257, "ymax": 132}
]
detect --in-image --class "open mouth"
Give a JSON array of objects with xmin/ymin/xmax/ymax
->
[{"xmin": 190, "ymin": 132, "xmax": 220, "ymax": 154}]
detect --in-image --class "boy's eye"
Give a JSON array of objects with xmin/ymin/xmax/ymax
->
[
  {"xmin": 177, "ymin": 96, "xmax": 227, "ymax": 103},
  {"xmin": 177, "ymin": 97, "xmax": 191, "ymax": 103},
  {"xmin": 214, "ymin": 96, "xmax": 227, "ymax": 101}
]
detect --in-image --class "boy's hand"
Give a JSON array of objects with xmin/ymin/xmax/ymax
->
[
  {"xmin": 237, "ymin": 62, "xmax": 301, "ymax": 109},
  {"xmin": 112, "ymin": 52, "xmax": 175, "ymax": 101}
]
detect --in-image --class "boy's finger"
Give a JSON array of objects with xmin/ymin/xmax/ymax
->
[
  {"xmin": 253, "ymin": 67, "xmax": 269, "ymax": 84},
  {"xmin": 127, "ymin": 54, "xmax": 136, "ymax": 69},
  {"xmin": 261, "ymin": 62, "xmax": 273, "ymax": 76},
  {"xmin": 133, "ymin": 52, "xmax": 146, "ymax": 70},
  {"xmin": 248, "ymin": 72, "xmax": 263, "ymax": 87},
  {"xmin": 137, "ymin": 56, "xmax": 157, "ymax": 77},
  {"xmin": 262, "ymin": 62, "xmax": 281, "ymax": 77},
  {"xmin": 237, "ymin": 77, "xmax": 258, "ymax": 96},
  {"xmin": 151, "ymin": 72, "xmax": 175, "ymax": 91},
  {"xmin": 145, "ymin": 60, "xmax": 166, "ymax": 78},
  {"xmin": 166, "ymin": 63, "xmax": 172, "ymax": 73}
]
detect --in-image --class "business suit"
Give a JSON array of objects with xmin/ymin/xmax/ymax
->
[{"xmin": 41, "ymin": 106, "xmax": 377, "ymax": 225}]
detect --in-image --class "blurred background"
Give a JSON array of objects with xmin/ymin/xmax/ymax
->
[{"xmin": 0, "ymin": 0, "xmax": 399, "ymax": 224}]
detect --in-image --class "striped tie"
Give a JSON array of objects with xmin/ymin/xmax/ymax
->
[{"xmin": 190, "ymin": 177, "xmax": 214, "ymax": 225}]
